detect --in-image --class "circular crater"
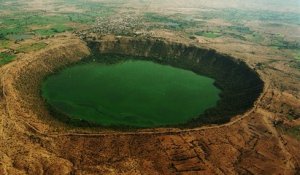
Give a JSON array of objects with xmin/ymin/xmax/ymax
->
[{"xmin": 39, "ymin": 36, "xmax": 264, "ymax": 128}]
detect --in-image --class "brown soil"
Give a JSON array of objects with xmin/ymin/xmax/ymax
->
[{"xmin": 0, "ymin": 34, "xmax": 299, "ymax": 175}]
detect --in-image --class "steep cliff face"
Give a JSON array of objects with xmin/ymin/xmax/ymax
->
[{"xmin": 87, "ymin": 36, "xmax": 264, "ymax": 125}]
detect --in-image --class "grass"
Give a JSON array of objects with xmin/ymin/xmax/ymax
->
[
  {"xmin": 278, "ymin": 123, "xmax": 300, "ymax": 141},
  {"xmin": 0, "ymin": 8, "xmax": 114, "ymax": 38},
  {"xmin": 269, "ymin": 35, "xmax": 300, "ymax": 50},
  {"xmin": 0, "ymin": 34, "xmax": 5, "ymax": 40},
  {"xmin": 144, "ymin": 12, "xmax": 193, "ymax": 30},
  {"xmin": 144, "ymin": 12, "xmax": 176, "ymax": 23},
  {"xmin": 33, "ymin": 25, "xmax": 73, "ymax": 36},
  {"xmin": 66, "ymin": 13, "xmax": 96, "ymax": 24},
  {"xmin": 223, "ymin": 25, "xmax": 266, "ymax": 43},
  {"xmin": 246, "ymin": 33, "xmax": 264, "ymax": 43},
  {"xmin": 285, "ymin": 125, "xmax": 300, "ymax": 140},
  {"xmin": 202, "ymin": 8, "xmax": 300, "ymax": 25},
  {"xmin": 193, "ymin": 25, "xmax": 265, "ymax": 42},
  {"xmin": 0, "ymin": 13, "xmax": 68, "ymax": 37},
  {"xmin": 62, "ymin": 1, "xmax": 114, "ymax": 23},
  {"xmin": 195, "ymin": 31, "xmax": 221, "ymax": 38},
  {"xmin": 287, "ymin": 115, "xmax": 295, "ymax": 120},
  {"xmin": 16, "ymin": 42, "xmax": 47, "ymax": 53},
  {"xmin": 227, "ymin": 25, "xmax": 253, "ymax": 35},
  {"xmin": 0, "ymin": 0, "xmax": 20, "ymax": 11},
  {"xmin": 294, "ymin": 51, "xmax": 300, "ymax": 60},
  {"xmin": 0, "ymin": 52, "xmax": 16, "ymax": 66},
  {"xmin": 0, "ymin": 25, "xmax": 26, "ymax": 38},
  {"xmin": 33, "ymin": 29, "xmax": 56, "ymax": 37},
  {"xmin": 227, "ymin": 33, "xmax": 247, "ymax": 41},
  {"xmin": 0, "ymin": 11, "xmax": 97, "ymax": 38},
  {"xmin": 0, "ymin": 40, "xmax": 10, "ymax": 49},
  {"xmin": 0, "ymin": 0, "xmax": 115, "ymax": 64}
]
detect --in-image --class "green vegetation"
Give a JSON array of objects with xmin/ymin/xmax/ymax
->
[
  {"xmin": 0, "ymin": 0, "xmax": 116, "ymax": 65},
  {"xmin": 0, "ymin": 34, "xmax": 5, "ymax": 40},
  {"xmin": 66, "ymin": 13, "xmax": 97, "ymax": 24},
  {"xmin": 197, "ymin": 8, "xmax": 300, "ymax": 48},
  {"xmin": 0, "ymin": 52, "xmax": 16, "ymax": 66},
  {"xmin": 33, "ymin": 25, "xmax": 73, "ymax": 36},
  {"xmin": 7, "ymin": 34, "xmax": 33, "ymax": 41},
  {"xmin": 0, "ymin": 13, "xmax": 71, "ymax": 40},
  {"xmin": 16, "ymin": 42, "xmax": 47, "ymax": 53},
  {"xmin": 61, "ymin": 0, "xmax": 114, "ymax": 23},
  {"xmin": 144, "ymin": 12, "xmax": 194, "ymax": 30},
  {"xmin": 0, "ymin": 40, "xmax": 10, "ymax": 49},
  {"xmin": 0, "ymin": 1, "xmax": 114, "ymax": 39},
  {"xmin": 221, "ymin": 25, "xmax": 265, "ymax": 43},
  {"xmin": 278, "ymin": 123, "xmax": 300, "ymax": 140},
  {"xmin": 269, "ymin": 35, "xmax": 300, "ymax": 50},
  {"xmin": 0, "ymin": 0, "xmax": 298, "ymax": 67},
  {"xmin": 227, "ymin": 26, "xmax": 253, "ymax": 35},
  {"xmin": 202, "ymin": 9, "xmax": 300, "ymax": 25},
  {"xmin": 285, "ymin": 125, "xmax": 300, "ymax": 140},
  {"xmin": 295, "ymin": 52, "xmax": 300, "ymax": 60},
  {"xmin": 246, "ymin": 33, "xmax": 264, "ymax": 43},
  {"xmin": 195, "ymin": 31, "xmax": 221, "ymax": 38},
  {"xmin": 287, "ymin": 115, "xmax": 295, "ymax": 120},
  {"xmin": 0, "ymin": 0, "xmax": 20, "ymax": 11},
  {"xmin": 144, "ymin": 12, "xmax": 177, "ymax": 23},
  {"xmin": 193, "ymin": 26, "xmax": 265, "ymax": 42}
]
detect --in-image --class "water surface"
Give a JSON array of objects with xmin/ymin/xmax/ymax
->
[{"xmin": 42, "ymin": 59, "xmax": 221, "ymax": 127}]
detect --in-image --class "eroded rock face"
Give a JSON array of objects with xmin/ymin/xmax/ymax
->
[{"xmin": 0, "ymin": 35, "xmax": 299, "ymax": 175}]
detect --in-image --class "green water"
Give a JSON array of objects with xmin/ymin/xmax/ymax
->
[{"xmin": 42, "ymin": 59, "xmax": 221, "ymax": 128}]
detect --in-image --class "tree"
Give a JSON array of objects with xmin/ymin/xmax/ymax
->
[{"xmin": 0, "ymin": 33, "xmax": 5, "ymax": 40}]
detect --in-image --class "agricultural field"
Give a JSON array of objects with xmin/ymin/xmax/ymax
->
[
  {"xmin": 0, "ymin": 0, "xmax": 115, "ymax": 64},
  {"xmin": 1, "ymin": 0, "xmax": 298, "ymax": 66}
]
